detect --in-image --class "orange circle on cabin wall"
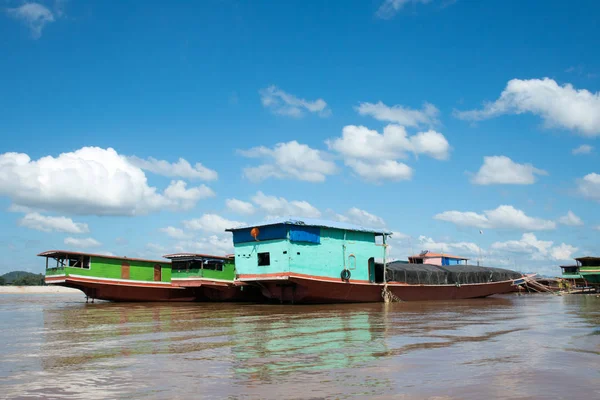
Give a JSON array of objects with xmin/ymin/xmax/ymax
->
[{"xmin": 250, "ymin": 227, "xmax": 260, "ymax": 239}]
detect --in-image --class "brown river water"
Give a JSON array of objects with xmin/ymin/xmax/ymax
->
[{"xmin": 0, "ymin": 293, "xmax": 599, "ymax": 400}]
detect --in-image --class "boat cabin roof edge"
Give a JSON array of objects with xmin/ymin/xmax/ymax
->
[
  {"xmin": 37, "ymin": 250, "xmax": 167, "ymax": 265},
  {"xmin": 225, "ymin": 217, "xmax": 392, "ymax": 235}
]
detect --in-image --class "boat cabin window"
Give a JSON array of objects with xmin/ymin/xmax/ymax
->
[
  {"xmin": 65, "ymin": 256, "xmax": 90, "ymax": 269},
  {"xmin": 258, "ymin": 252, "xmax": 270, "ymax": 266},
  {"xmin": 562, "ymin": 266, "xmax": 579, "ymax": 274},
  {"xmin": 172, "ymin": 261, "xmax": 187, "ymax": 271},
  {"xmin": 348, "ymin": 254, "xmax": 356, "ymax": 270},
  {"xmin": 203, "ymin": 261, "xmax": 224, "ymax": 272}
]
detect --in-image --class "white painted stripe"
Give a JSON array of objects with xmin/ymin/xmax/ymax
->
[
  {"xmin": 172, "ymin": 277, "xmax": 233, "ymax": 283},
  {"xmin": 46, "ymin": 280, "xmax": 66, "ymax": 284},
  {"xmin": 68, "ymin": 274, "xmax": 173, "ymax": 286}
]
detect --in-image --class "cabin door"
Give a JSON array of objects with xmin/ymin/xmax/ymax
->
[
  {"xmin": 154, "ymin": 264, "xmax": 161, "ymax": 281},
  {"xmin": 368, "ymin": 257, "xmax": 375, "ymax": 283},
  {"xmin": 121, "ymin": 262, "xmax": 130, "ymax": 279}
]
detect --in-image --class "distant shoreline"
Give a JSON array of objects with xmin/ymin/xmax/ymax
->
[{"xmin": 0, "ymin": 286, "xmax": 82, "ymax": 294}]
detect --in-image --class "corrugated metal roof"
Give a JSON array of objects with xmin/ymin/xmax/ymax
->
[
  {"xmin": 37, "ymin": 250, "xmax": 167, "ymax": 264},
  {"xmin": 225, "ymin": 217, "xmax": 392, "ymax": 235},
  {"xmin": 163, "ymin": 253, "xmax": 233, "ymax": 261}
]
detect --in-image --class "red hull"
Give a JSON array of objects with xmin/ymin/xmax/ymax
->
[
  {"xmin": 46, "ymin": 276, "xmax": 199, "ymax": 302},
  {"xmin": 241, "ymin": 274, "xmax": 517, "ymax": 304},
  {"xmin": 45, "ymin": 276, "xmax": 263, "ymax": 302}
]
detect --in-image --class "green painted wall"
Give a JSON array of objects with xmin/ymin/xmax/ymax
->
[
  {"xmin": 45, "ymin": 256, "xmax": 171, "ymax": 283},
  {"xmin": 171, "ymin": 261, "xmax": 236, "ymax": 281},
  {"xmin": 233, "ymin": 227, "xmax": 384, "ymax": 281}
]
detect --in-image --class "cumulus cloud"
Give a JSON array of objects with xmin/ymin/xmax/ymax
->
[
  {"xmin": 240, "ymin": 141, "xmax": 337, "ymax": 182},
  {"xmin": 418, "ymin": 235, "xmax": 483, "ymax": 257},
  {"xmin": 491, "ymin": 233, "xmax": 577, "ymax": 261},
  {"xmin": 64, "ymin": 237, "xmax": 101, "ymax": 249},
  {"xmin": 159, "ymin": 226, "xmax": 192, "ymax": 240},
  {"xmin": 346, "ymin": 207, "xmax": 387, "ymax": 227},
  {"xmin": 18, "ymin": 212, "xmax": 89, "ymax": 234},
  {"xmin": 259, "ymin": 85, "xmax": 330, "ymax": 118},
  {"xmin": 572, "ymin": 145, "xmax": 593, "ymax": 155},
  {"xmin": 0, "ymin": 147, "xmax": 214, "ymax": 216},
  {"xmin": 327, "ymin": 124, "xmax": 450, "ymax": 182},
  {"xmin": 173, "ymin": 235, "xmax": 234, "ymax": 256},
  {"xmin": 7, "ymin": 2, "xmax": 56, "ymax": 39},
  {"xmin": 183, "ymin": 214, "xmax": 245, "ymax": 233},
  {"xmin": 376, "ymin": 0, "xmax": 435, "ymax": 19},
  {"xmin": 435, "ymin": 205, "xmax": 556, "ymax": 230},
  {"xmin": 127, "ymin": 156, "xmax": 218, "ymax": 181},
  {"xmin": 577, "ymin": 173, "xmax": 600, "ymax": 202},
  {"xmin": 251, "ymin": 191, "xmax": 321, "ymax": 218},
  {"xmin": 355, "ymin": 101, "xmax": 439, "ymax": 127},
  {"xmin": 226, "ymin": 198, "xmax": 255, "ymax": 215},
  {"xmin": 455, "ymin": 78, "xmax": 600, "ymax": 136},
  {"xmin": 471, "ymin": 156, "xmax": 547, "ymax": 185},
  {"xmin": 557, "ymin": 211, "xmax": 584, "ymax": 226}
]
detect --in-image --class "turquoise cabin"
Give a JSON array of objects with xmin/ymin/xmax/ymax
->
[{"xmin": 227, "ymin": 218, "xmax": 391, "ymax": 286}]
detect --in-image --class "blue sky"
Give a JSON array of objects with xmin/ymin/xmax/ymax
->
[{"xmin": 1, "ymin": 0, "xmax": 600, "ymax": 275}]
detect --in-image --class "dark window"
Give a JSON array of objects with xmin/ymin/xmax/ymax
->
[
  {"xmin": 67, "ymin": 256, "xmax": 90, "ymax": 269},
  {"xmin": 203, "ymin": 261, "xmax": 224, "ymax": 272},
  {"xmin": 258, "ymin": 252, "xmax": 270, "ymax": 266}
]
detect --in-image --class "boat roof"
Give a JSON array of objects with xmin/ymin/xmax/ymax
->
[
  {"xmin": 225, "ymin": 217, "xmax": 392, "ymax": 235},
  {"xmin": 575, "ymin": 256, "xmax": 600, "ymax": 261},
  {"xmin": 37, "ymin": 250, "xmax": 167, "ymax": 264},
  {"xmin": 163, "ymin": 253, "xmax": 233, "ymax": 261},
  {"xmin": 409, "ymin": 252, "xmax": 469, "ymax": 260}
]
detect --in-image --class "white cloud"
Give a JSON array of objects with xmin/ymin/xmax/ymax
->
[
  {"xmin": 163, "ymin": 180, "xmax": 215, "ymax": 210},
  {"xmin": 173, "ymin": 235, "xmax": 234, "ymax": 256},
  {"xmin": 259, "ymin": 85, "xmax": 330, "ymax": 118},
  {"xmin": 558, "ymin": 211, "xmax": 584, "ymax": 226},
  {"xmin": 0, "ymin": 147, "xmax": 214, "ymax": 216},
  {"xmin": 355, "ymin": 101, "xmax": 439, "ymax": 127},
  {"xmin": 345, "ymin": 159, "xmax": 413, "ymax": 181},
  {"xmin": 346, "ymin": 207, "xmax": 386, "ymax": 227},
  {"xmin": 7, "ymin": 2, "xmax": 56, "ymax": 39},
  {"xmin": 64, "ymin": 237, "xmax": 101, "ymax": 249},
  {"xmin": 471, "ymin": 156, "xmax": 547, "ymax": 185},
  {"xmin": 327, "ymin": 124, "xmax": 449, "ymax": 181},
  {"xmin": 491, "ymin": 233, "xmax": 577, "ymax": 261},
  {"xmin": 376, "ymin": 0, "xmax": 434, "ymax": 19},
  {"xmin": 455, "ymin": 78, "xmax": 600, "ymax": 136},
  {"xmin": 128, "ymin": 156, "xmax": 218, "ymax": 181},
  {"xmin": 435, "ymin": 205, "xmax": 556, "ymax": 230},
  {"xmin": 572, "ymin": 145, "xmax": 593, "ymax": 155},
  {"xmin": 159, "ymin": 226, "xmax": 192, "ymax": 240},
  {"xmin": 240, "ymin": 141, "xmax": 337, "ymax": 182},
  {"xmin": 251, "ymin": 191, "xmax": 321, "ymax": 218},
  {"xmin": 183, "ymin": 214, "xmax": 245, "ymax": 233},
  {"xmin": 418, "ymin": 235, "xmax": 483, "ymax": 257},
  {"xmin": 226, "ymin": 198, "xmax": 255, "ymax": 215},
  {"xmin": 577, "ymin": 173, "xmax": 600, "ymax": 202},
  {"xmin": 18, "ymin": 212, "xmax": 89, "ymax": 234}
]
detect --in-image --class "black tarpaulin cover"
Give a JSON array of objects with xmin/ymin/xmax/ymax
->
[{"xmin": 382, "ymin": 262, "xmax": 522, "ymax": 285}]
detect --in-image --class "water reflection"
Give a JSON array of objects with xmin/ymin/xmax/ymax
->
[{"xmin": 1, "ymin": 294, "xmax": 599, "ymax": 399}]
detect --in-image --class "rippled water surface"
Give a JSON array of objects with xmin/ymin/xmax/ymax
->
[{"xmin": 1, "ymin": 293, "xmax": 599, "ymax": 399}]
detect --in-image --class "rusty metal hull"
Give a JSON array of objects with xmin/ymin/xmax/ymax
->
[{"xmin": 248, "ymin": 275, "xmax": 517, "ymax": 304}]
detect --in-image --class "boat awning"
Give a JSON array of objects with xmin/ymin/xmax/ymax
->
[{"xmin": 163, "ymin": 253, "xmax": 233, "ymax": 262}]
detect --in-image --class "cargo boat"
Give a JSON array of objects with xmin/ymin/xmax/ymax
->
[
  {"xmin": 227, "ymin": 218, "xmax": 523, "ymax": 304},
  {"xmin": 165, "ymin": 253, "xmax": 261, "ymax": 301},
  {"xmin": 41, "ymin": 250, "xmax": 198, "ymax": 302}
]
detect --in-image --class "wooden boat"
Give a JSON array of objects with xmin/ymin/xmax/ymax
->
[
  {"xmin": 226, "ymin": 218, "xmax": 523, "ymax": 304},
  {"xmin": 560, "ymin": 256, "xmax": 600, "ymax": 290},
  {"xmin": 165, "ymin": 253, "xmax": 261, "ymax": 301},
  {"xmin": 41, "ymin": 250, "xmax": 199, "ymax": 302}
]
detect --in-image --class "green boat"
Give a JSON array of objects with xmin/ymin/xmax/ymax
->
[
  {"xmin": 560, "ymin": 256, "xmax": 600, "ymax": 287},
  {"xmin": 41, "ymin": 250, "xmax": 260, "ymax": 302}
]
